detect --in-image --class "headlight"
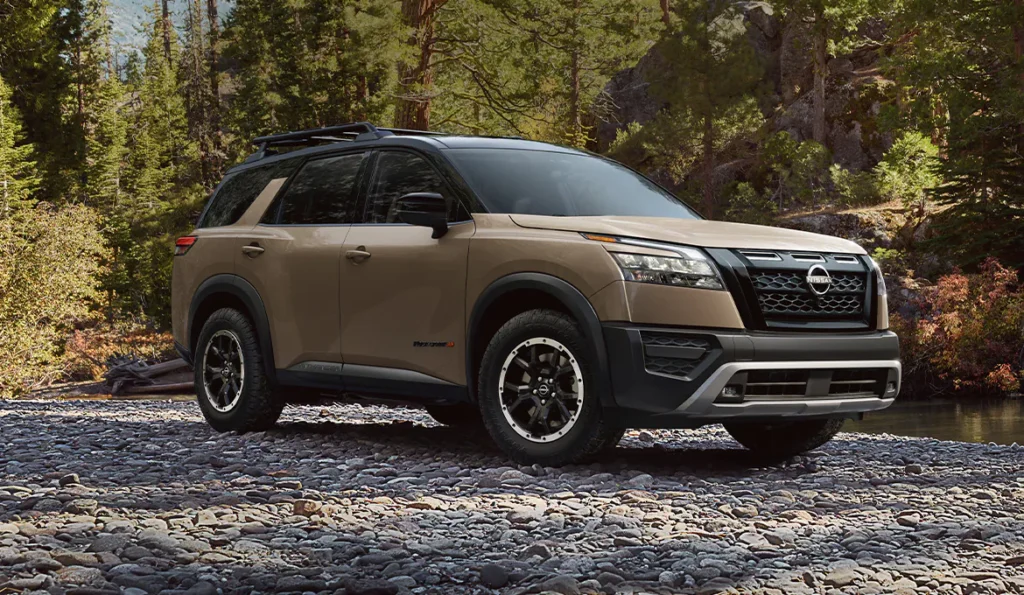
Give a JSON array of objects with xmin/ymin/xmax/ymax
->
[
  {"xmin": 611, "ymin": 249, "xmax": 725, "ymax": 290},
  {"xmin": 870, "ymin": 257, "xmax": 887, "ymax": 297}
]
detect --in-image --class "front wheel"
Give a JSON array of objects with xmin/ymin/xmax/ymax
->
[
  {"xmin": 194, "ymin": 308, "xmax": 283, "ymax": 432},
  {"xmin": 477, "ymin": 309, "xmax": 620, "ymax": 466},
  {"xmin": 724, "ymin": 418, "xmax": 845, "ymax": 461}
]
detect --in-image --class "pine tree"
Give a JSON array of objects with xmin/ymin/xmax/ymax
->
[
  {"xmin": 223, "ymin": 0, "xmax": 404, "ymax": 155},
  {"xmin": 61, "ymin": 0, "xmax": 129, "ymax": 207},
  {"xmin": 476, "ymin": 0, "xmax": 662, "ymax": 146},
  {"xmin": 106, "ymin": 4, "xmax": 203, "ymax": 322},
  {"xmin": 647, "ymin": 0, "xmax": 764, "ymax": 216},
  {"xmin": 0, "ymin": 75, "xmax": 38, "ymax": 213},
  {"xmin": 890, "ymin": 0, "xmax": 1024, "ymax": 267},
  {"xmin": 774, "ymin": 0, "xmax": 875, "ymax": 144},
  {"xmin": 395, "ymin": 0, "xmax": 448, "ymax": 129}
]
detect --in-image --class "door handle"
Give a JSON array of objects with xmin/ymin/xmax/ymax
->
[
  {"xmin": 242, "ymin": 244, "xmax": 265, "ymax": 257},
  {"xmin": 345, "ymin": 247, "xmax": 371, "ymax": 263}
]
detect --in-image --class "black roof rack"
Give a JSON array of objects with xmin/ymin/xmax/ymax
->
[{"xmin": 245, "ymin": 122, "xmax": 449, "ymax": 162}]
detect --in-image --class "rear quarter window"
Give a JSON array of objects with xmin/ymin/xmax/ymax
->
[{"xmin": 199, "ymin": 159, "xmax": 299, "ymax": 228}]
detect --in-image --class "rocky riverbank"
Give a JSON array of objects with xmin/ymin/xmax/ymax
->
[{"xmin": 2, "ymin": 400, "xmax": 1023, "ymax": 594}]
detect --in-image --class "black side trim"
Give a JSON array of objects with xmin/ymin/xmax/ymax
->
[
  {"xmin": 467, "ymin": 273, "xmax": 614, "ymax": 406},
  {"xmin": 343, "ymin": 364, "xmax": 467, "ymax": 402},
  {"xmin": 276, "ymin": 363, "xmax": 468, "ymax": 405},
  {"xmin": 188, "ymin": 274, "xmax": 277, "ymax": 385}
]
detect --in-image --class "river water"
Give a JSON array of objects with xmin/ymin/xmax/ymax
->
[{"xmin": 848, "ymin": 398, "xmax": 1024, "ymax": 445}]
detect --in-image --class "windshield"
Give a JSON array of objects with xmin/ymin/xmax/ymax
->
[{"xmin": 445, "ymin": 148, "xmax": 700, "ymax": 219}]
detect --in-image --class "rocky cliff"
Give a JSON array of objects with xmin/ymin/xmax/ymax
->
[{"xmin": 597, "ymin": 3, "xmax": 893, "ymax": 173}]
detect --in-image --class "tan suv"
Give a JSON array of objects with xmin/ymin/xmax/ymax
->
[{"xmin": 171, "ymin": 122, "xmax": 900, "ymax": 465}]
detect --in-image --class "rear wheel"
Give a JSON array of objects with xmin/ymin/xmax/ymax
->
[
  {"xmin": 724, "ymin": 418, "xmax": 845, "ymax": 461},
  {"xmin": 194, "ymin": 308, "xmax": 283, "ymax": 432},
  {"xmin": 478, "ymin": 309, "xmax": 620, "ymax": 466}
]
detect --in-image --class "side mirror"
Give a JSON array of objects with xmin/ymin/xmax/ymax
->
[{"xmin": 397, "ymin": 192, "xmax": 449, "ymax": 239}]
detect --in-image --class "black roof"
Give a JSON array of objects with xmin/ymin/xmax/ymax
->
[{"xmin": 230, "ymin": 122, "xmax": 583, "ymax": 175}]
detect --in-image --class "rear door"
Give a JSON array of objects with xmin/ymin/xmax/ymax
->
[
  {"xmin": 234, "ymin": 150, "xmax": 369, "ymax": 370},
  {"xmin": 338, "ymin": 149, "xmax": 475, "ymax": 386}
]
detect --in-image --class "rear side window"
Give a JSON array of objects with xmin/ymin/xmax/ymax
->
[
  {"xmin": 199, "ymin": 159, "xmax": 299, "ymax": 228},
  {"xmin": 276, "ymin": 152, "xmax": 365, "ymax": 225}
]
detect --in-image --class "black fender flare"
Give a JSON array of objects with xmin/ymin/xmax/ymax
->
[
  {"xmin": 466, "ymin": 272, "xmax": 614, "ymax": 407},
  {"xmin": 188, "ymin": 274, "xmax": 277, "ymax": 384}
]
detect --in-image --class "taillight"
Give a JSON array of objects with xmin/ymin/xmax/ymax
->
[{"xmin": 175, "ymin": 236, "xmax": 197, "ymax": 256}]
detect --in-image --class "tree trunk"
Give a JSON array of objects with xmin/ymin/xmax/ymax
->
[
  {"xmin": 569, "ymin": 49, "xmax": 581, "ymax": 142},
  {"xmin": 567, "ymin": 0, "xmax": 582, "ymax": 144},
  {"xmin": 395, "ymin": 0, "xmax": 444, "ymax": 130},
  {"xmin": 1014, "ymin": 0, "xmax": 1023, "ymax": 135},
  {"xmin": 660, "ymin": 0, "xmax": 671, "ymax": 26},
  {"xmin": 701, "ymin": 113, "xmax": 715, "ymax": 217},
  {"xmin": 162, "ymin": 0, "xmax": 172, "ymax": 63},
  {"xmin": 207, "ymin": 0, "xmax": 221, "ymax": 170},
  {"xmin": 811, "ymin": 19, "xmax": 828, "ymax": 144}
]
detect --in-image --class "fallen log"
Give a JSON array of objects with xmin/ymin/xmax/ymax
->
[
  {"xmin": 124, "ymin": 381, "xmax": 194, "ymax": 394},
  {"xmin": 139, "ymin": 358, "xmax": 189, "ymax": 378}
]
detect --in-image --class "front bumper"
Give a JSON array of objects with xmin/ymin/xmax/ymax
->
[{"xmin": 603, "ymin": 325, "xmax": 900, "ymax": 428}]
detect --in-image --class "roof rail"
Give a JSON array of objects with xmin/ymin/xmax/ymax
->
[{"xmin": 244, "ymin": 122, "xmax": 450, "ymax": 162}]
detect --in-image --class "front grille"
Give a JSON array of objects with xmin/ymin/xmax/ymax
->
[
  {"xmin": 753, "ymin": 272, "xmax": 864, "ymax": 293},
  {"xmin": 729, "ymin": 250, "xmax": 873, "ymax": 329},
  {"xmin": 758, "ymin": 291, "xmax": 864, "ymax": 316}
]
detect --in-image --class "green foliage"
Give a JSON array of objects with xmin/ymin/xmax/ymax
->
[
  {"xmin": 887, "ymin": 0, "xmax": 1024, "ymax": 268},
  {"xmin": 223, "ymin": 0, "xmax": 405, "ymax": 160},
  {"xmin": 760, "ymin": 132, "xmax": 831, "ymax": 208},
  {"xmin": 0, "ymin": 75, "xmax": 38, "ymax": 212},
  {"xmin": 723, "ymin": 182, "xmax": 778, "ymax": 225},
  {"xmin": 611, "ymin": 0, "xmax": 763, "ymax": 214},
  {"xmin": 107, "ymin": 7, "xmax": 204, "ymax": 325},
  {"xmin": 0, "ymin": 203, "xmax": 108, "ymax": 397},
  {"xmin": 875, "ymin": 131, "xmax": 939, "ymax": 208},
  {"xmin": 830, "ymin": 164, "xmax": 880, "ymax": 208},
  {"xmin": 473, "ymin": 0, "xmax": 662, "ymax": 145}
]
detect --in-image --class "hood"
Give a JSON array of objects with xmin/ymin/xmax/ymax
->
[{"xmin": 509, "ymin": 215, "xmax": 866, "ymax": 255}]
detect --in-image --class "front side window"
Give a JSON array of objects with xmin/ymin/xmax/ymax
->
[
  {"xmin": 276, "ymin": 152, "xmax": 365, "ymax": 225},
  {"xmin": 365, "ymin": 151, "xmax": 450, "ymax": 224},
  {"xmin": 445, "ymin": 148, "xmax": 700, "ymax": 219},
  {"xmin": 200, "ymin": 158, "xmax": 299, "ymax": 228}
]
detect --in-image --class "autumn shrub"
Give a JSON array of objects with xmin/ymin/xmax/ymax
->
[
  {"xmin": 892, "ymin": 258, "xmax": 1024, "ymax": 397},
  {"xmin": 0, "ymin": 203, "xmax": 108, "ymax": 397},
  {"xmin": 63, "ymin": 320, "xmax": 175, "ymax": 381}
]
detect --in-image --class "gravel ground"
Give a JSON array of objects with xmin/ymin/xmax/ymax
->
[{"xmin": 1, "ymin": 399, "xmax": 1023, "ymax": 595}]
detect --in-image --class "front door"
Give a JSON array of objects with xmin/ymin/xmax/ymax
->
[
  {"xmin": 339, "ymin": 149, "xmax": 474, "ymax": 387},
  {"xmin": 235, "ymin": 150, "xmax": 369, "ymax": 371}
]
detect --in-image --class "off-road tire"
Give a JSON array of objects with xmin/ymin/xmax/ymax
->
[
  {"xmin": 478, "ymin": 309, "xmax": 620, "ymax": 466},
  {"xmin": 724, "ymin": 418, "xmax": 845, "ymax": 461},
  {"xmin": 425, "ymin": 404, "xmax": 482, "ymax": 428},
  {"xmin": 194, "ymin": 308, "xmax": 283, "ymax": 432}
]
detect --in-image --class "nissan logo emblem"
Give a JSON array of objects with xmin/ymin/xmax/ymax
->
[{"xmin": 805, "ymin": 264, "xmax": 832, "ymax": 296}]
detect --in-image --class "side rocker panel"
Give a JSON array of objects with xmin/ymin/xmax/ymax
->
[
  {"xmin": 467, "ymin": 273, "xmax": 615, "ymax": 408},
  {"xmin": 188, "ymin": 274, "xmax": 278, "ymax": 385}
]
